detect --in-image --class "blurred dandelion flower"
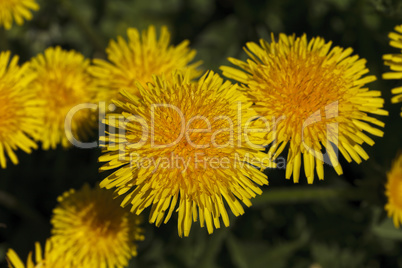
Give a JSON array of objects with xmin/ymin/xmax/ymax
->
[
  {"xmin": 0, "ymin": 51, "xmax": 42, "ymax": 168},
  {"xmin": 51, "ymin": 184, "xmax": 144, "ymax": 268},
  {"xmin": 383, "ymin": 25, "xmax": 402, "ymax": 117},
  {"xmin": 6, "ymin": 240, "xmax": 63, "ymax": 268},
  {"xmin": 29, "ymin": 47, "xmax": 99, "ymax": 150},
  {"xmin": 385, "ymin": 154, "xmax": 402, "ymax": 228},
  {"xmin": 99, "ymin": 71, "xmax": 274, "ymax": 237},
  {"xmin": 0, "ymin": 0, "xmax": 39, "ymax": 30},
  {"xmin": 221, "ymin": 34, "xmax": 388, "ymax": 183},
  {"xmin": 90, "ymin": 25, "xmax": 202, "ymax": 100}
]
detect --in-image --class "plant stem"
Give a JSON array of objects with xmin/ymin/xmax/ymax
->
[
  {"xmin": 0, "ymin": 190, "xmax": 46, "ymax": 225},
  {"xmin": 0, "ymin": 28, "xmax": 9, "ymax": 50},
  {"xmin": 252, "ymin": 187, "xmax": 365, "ymax": 206},
  {"xmin": 199, "ymin": 227, "xmax": 230, "ymax": 268},
  {"xmin": 60, "ymin": 0, "xmax": 106, "ymax": 53}
]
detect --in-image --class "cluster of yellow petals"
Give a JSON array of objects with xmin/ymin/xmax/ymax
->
[
  {"xmin": 90, "ymin": 25, "xmax": 202, "ymax": 101},
  {"xmin": 0, "ymin": 0, "xmax": 39, "ymax": 29},
  {"xmin": 385, "ymin": 154, "xmax": 402, "ymax": 228},
  {"xmin": 28, "ymin": 46, "xmax": 99, "ymax": 150},
  {"xmin": 383, "ymin": 24, "xmax": 402, "ymax": 117},
  {"xmin": 50, "ymin": 184, "xmax": 145, "ymax": 268},
  {"xmin": 222, "ymin": 33, "xmax": 387, "ymax": 183},
  {"xmin": 99, "ymin": 71, "xmax": 274, "ymax": 237},
  {"xmin": 6, "ymin": 184, "xmax": 144, "ymax": 268},
  {"xmin": 7, "ymin": 239, "xmax": 65, "ymax": 268},
  {"xmin": 0, "ymin": 51, "xmax": 42, "ymax": 168},
  {"xmin": 5, "ymin": 17, "xmax": 402, "ymax": 268}
]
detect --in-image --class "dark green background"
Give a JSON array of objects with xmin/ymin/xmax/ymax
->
[{"xmin": 1, "ymin": 0, "xmax": 402, "ymax": 267}]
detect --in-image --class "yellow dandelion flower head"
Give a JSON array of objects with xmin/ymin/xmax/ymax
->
[
  {"xmin": 0, "ymin": 0, "xmax": 39, "ymax": 30},
  {"xmin": 29, "ymin": 46, "xmax": 99, "ymax": 150},
  {"xmin": 0, "ymin": 51, "xmax": 42, "ymax": 168},
  {"xmin": 7, "ymin": 239, "xmax": 64, "ymax": 268},
  {"xmin": 383, "ymin": 24, "xmax": 402, "ymax": 117},
  {"xmin": 50, "ymin": 184, "xmax": 145, "ymax": 268},
  {"xmin": 99, "ymin": 70, "xmax": 274, "ymax": 237},
  {"xmin": 385, "ymin": 153, "xmax": 402, "ymax": 228},
  {"xmin": 221, "ymin": 33, "xmax": 388, "ymax": 183},
  {"xmin": 90, "ymin": 25, "xmax": 202, "ymax": 100}
]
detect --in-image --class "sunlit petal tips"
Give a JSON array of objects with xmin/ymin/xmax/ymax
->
[
  {"xmin": 28, "ymin": 47, "xmax": 100, "ymax": 150},
  {"xmin": 89, "ymin": 25, "xmax": 202, "ymax": 101},
  {"xmin": 6, "ymin": 240, "xmax": 64, "ymax": 268},
  {"xmin": 99, "ymin": 71, "xmax": 275, "ymax": 237},
  {"xmin": 383, "ymin": 25, "xmax": 402, "ymax": 117},
  {"xmin": 221, "ymin": 33, "xmax": 388, "ymax": 183},
  {"xmin": 50, "ymin": 184, "xmax": 145, "ymax": 268},
  {"xmin": 0, "ymin": 51, "xmax": 42, "ymax": 169},
  {"xmin": 0, "ymin": 0, "xmax": 39, "ymax": 30},
  {"xmin": 385, "ymin": 154, "xmax": 402, "ymax": 228}
]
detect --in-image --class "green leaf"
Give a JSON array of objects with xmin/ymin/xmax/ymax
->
[
  {"xmin": 372, "ymin": 218, "xmax": 402, "ymax": 240},
  {"xmin": 226, "ymin": 234, "xmax": 248, "ymax": 268}
]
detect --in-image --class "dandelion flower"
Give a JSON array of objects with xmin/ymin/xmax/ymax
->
[
  {"xmin": 29, "ymin": 46, "xmax": 99, "ymax": 150},
  {"xmin": 99, "ymin": 71, "xmax": 274, "ymax": 237},
  {"xmin": 6, "ymin": 240, "xmax": 64, "ymax": 268},
  {"xmin": 0, "ymin": 0, "xmax": 39, "ymax": 30},
  {"xmin": 51, "ymin": 184, "xmax": 144, "ymax": 268},
  {"xmin": 0, "ymin": 51, "xmax": 42, "ymax": 168},
  {"xmin": 383, "ymin": 25, "xmax": 402, "ymax": 117},
  {"xmin": 385, "ymin": 154, "xmax": 402, "ymax": 228},
  {"xmin": 90, "ymin": 25, "xmax": 202, "ymax": 100},
  {"xmin": 221, "ymin": 34, "xmax": 388, "ymax": 183}
]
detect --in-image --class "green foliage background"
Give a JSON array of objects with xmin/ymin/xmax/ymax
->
[{"xmin": 1, "ymin": 0, "xmax": 402, "ymax": 267}]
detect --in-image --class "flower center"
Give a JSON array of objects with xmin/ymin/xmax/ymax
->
[
  {"xmin": 255, "ymin": 50, "xmax": 348, "ymax": 126},
  {"xmin": 37, "ymin": 68, "xmax": 92, "ymax": 127},
  {"xmin": 76, "ymin": 201, "xmax": 126, "ymax": 248},
  {"xmin": 140, "ymin": 98, "xmax": 235, "ymax": 167}
]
